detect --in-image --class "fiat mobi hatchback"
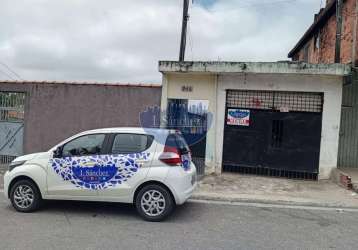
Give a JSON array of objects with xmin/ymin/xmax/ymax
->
[{"xmin": 4, "ymin": 128, "xmax": 197, "ymax": 221}]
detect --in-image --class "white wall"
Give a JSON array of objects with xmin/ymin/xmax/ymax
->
[{"xmin": 216, "ymin": 73, "xmax": 344, "ymax": 179}]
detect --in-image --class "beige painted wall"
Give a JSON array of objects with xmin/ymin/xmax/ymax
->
[{"xmin": 160, "ymin": 73, "xmax": 217, "ymax": 172}]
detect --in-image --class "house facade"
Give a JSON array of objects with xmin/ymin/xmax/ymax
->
[
  {"xmin": 288, "ymin": 0, "xmax": 358, "ymax": 65},
  {"xmin": 159, "ymin": 61, "xmax": 350, "ymax": 180}
]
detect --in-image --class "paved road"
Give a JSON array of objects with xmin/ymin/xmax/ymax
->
[{"xmin": 0, "ymin": 196, "xmax": 358, "ymax": 250}]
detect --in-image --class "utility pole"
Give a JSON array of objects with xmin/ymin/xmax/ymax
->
[
  {"xmin": 179, "ymin": 0, "xmax": 190, "ymax": 62},
  {"xmin": 335, "ymin": 0, "xmax": 343, "ymax": 63}
]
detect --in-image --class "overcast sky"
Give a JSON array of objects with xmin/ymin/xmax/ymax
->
[{"xmin": 0, "ymin": 0, "xmax": 322, "ymax": 83}]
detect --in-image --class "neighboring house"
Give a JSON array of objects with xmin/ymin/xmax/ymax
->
[
  {"xmin": 289, "ymin": 0, "xmax": 358, "ymax": 170},
  {"xmin": 288, "ymin": 0, "xmax": 358, "ymax": 65}
]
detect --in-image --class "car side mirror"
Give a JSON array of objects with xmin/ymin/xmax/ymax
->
[{"xmin": 53, "ymin": 146, "xmax": 63, "ymax": 158}]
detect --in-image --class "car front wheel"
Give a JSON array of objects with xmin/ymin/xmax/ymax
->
[
  {"xmin": 10, "ymin": 180, "xmax": 42, "ymax": 213},
  {"xmin": 135, "ymin": 184, "xmax": 175, "ymax": 222}
]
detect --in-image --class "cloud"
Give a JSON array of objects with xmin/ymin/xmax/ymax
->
[{"xmin": 0, "ymin": 0, "xmax": 321, "ymax": 83}]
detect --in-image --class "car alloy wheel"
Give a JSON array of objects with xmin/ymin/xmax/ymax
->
[
  {"xmin": 13, "ymin": 184, "xmax": 34, "ymax": 209},
  {"xmin": 135, "ymin": 184, "xmax": 174, "ymax": 222},
  {"xmin": 10, "ymin": 180, "xmax": 42, "ymax": 213},
  {"xmin": 140, "ymin": 190, "xmax": 166, "ymax": 217}
]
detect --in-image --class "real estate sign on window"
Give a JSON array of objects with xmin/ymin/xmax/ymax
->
[{"xmin": 227, "ymin": 109, "xmax": 250, "ymax": 126}]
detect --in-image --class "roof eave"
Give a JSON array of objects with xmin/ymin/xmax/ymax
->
[
  {"xmin": 159, "ymin": 61, "xmax": 351, "ymax": 76},
  {"xmin": 288, "ymin": 0, "xmax": 337, "ymax": 58}
]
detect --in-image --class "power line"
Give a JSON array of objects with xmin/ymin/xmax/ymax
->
[
  {"xmin": 204, "ymin": 0, "xmax": 298, "ymax": 12},
  {"xmin": 0, "ymin": 68, "xmax": 16, "ymax": 81},
  {"xmin": 244, "ymin": 0, "xmax": 298, "ymax": 7},
  {"xmin": 0, "ymin": 61, "xmax": 23, "ymax": 80}
]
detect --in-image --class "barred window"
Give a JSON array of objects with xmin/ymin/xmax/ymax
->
[{"xmin": 226, "ymin": 90, "xmax": 323, "ymax": 113}]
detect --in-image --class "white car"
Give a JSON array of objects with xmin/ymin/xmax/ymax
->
[{"xmin": 3, "ymin": 128, "xmax": 197, "ymax": 221}]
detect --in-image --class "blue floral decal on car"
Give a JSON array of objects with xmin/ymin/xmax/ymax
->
[{"xmin": 50, "ymin": 152, "xmax": 150, "ymax": 190}]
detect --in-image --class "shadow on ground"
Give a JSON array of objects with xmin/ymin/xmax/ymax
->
[{"xmin": 4, "ymin": 199, "xmax": 196, "ymax": 223}]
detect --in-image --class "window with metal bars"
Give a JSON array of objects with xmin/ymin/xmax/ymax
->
[
  {"xmin": 226, "ymin": 90, "xmax": 323, "ymax": 113},
  {"xmin": 0, "ymin": 92, "xmax": 26, "ymax": 122}
]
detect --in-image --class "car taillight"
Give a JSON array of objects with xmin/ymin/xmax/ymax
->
[{"xmin": 159, "ymin": 146, "xmax": 182, "ymax": 166}]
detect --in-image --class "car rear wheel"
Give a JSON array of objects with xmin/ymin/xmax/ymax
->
[
  {"xmin": 10, "ymin": 180, "xmax": 42, "ymax": 213},
  {"xmin": 135, "ymin": 184, "xmax": 174, "ymax": 222}
]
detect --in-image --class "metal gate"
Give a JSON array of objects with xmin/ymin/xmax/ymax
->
[
  {"xmin": 338, "ymin": 68, "xmax": 358, "ymax": 168},
  {"xmin": 222, "ymin": 90, "xmax": 323, "ymax": 180},
  {"xmin": 0, "ymin": 92, "xmax": 26, "ymax": 166}
]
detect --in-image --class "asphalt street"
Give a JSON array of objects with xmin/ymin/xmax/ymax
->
[{"xmin": 0, "ymin": 195, "xmax": 358, "ymax": 250}]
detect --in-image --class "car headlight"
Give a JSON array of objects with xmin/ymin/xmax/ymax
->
[{"xmin": 8, "ymin": 160, "xmax": 26, "ymax": 172}]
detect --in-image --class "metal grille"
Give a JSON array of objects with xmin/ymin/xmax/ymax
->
[
  {"xmin": 0, "ymin": 155, "xmax": 16, "ymax": 163},
  {"xmin": 0, "ymin": 92, "xmax": 26, "ymax": 122},
  {"xmin": 227, "ymin": 90, "xmax": 323, "ymax": 113},
  {"xmin": 227, "ymin": 91, "xmax": 274, "ymax": 110},
  {"xmin": 223, "ymin": 165, "xmax": 318, "ymax": 180},
  {"xmin": 0, "ymin": 92, "xmax": 26, "ymax": 165},
  {"xmin": 192, "ymin": 157, "xmax": 205, "ymax": 180}
]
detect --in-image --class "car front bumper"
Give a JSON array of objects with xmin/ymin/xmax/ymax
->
[{"xmin": 3, "ymin": 171, "xmax": 10, "ymax": 199}]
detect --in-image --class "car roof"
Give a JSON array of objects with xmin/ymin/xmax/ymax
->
[{"xmin": 81, "ymin": 127, "xmax": 175, "ymax": 135}]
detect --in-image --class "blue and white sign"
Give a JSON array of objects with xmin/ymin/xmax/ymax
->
[
  {"xmin": 227, "ymin": 109, "xmax": 250, "ymax": 126},
  {"xmin": 50, "ymin": 152, "xmax": 150, "ymax": 190},
  {"xmin": 181, "ymin": 154, "xmax": 191, "ymax": 171}
]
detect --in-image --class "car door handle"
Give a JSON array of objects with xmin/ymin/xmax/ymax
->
[{"xmin": 82, "ymin": 161, "xmax": 97, "ymax": 167}]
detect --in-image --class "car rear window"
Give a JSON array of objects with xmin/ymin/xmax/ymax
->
[
  {"xmin": 165, "ymin": 133, "xmax": 190, "ymax": 154},
  {"xmin": 111, "ymin": 134, "xmax": 154, "ymax": 154}
]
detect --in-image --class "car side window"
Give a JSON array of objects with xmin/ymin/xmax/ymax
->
[
  {"xmin": 111, "ymin": 134, "xmax": 153, "ymax": 154},
  {"xmin": 62, "ymin": 134, "xmax": 106, "ymax": 157}
]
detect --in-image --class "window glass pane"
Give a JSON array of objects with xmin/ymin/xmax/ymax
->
[
  {"xmin": 165, "ymin": 134, "xmax": 178, "ymax": 148},
  {"xmin": 164, "ymin": 134, "xmax": 190, "ymax": 153},
  {"xmin": 176, "ymin": 134, "xmax": 190, "ymax": 153},
  {"xmin": 62, "ymin": 134, "xmax": 105, "ymax": 157},
  {"xmin": 112, "ymin": 134, "xmax": 153, "ymax": 154}
]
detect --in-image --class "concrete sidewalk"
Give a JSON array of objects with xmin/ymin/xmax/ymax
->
[{"xmin": 192, "ymin": 173, "xmax": 358, "ymax": 208}]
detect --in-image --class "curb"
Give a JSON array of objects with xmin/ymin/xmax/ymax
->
[{"xmin": 191, "ymin": 194, "xmax": 358, "ymax": 210}]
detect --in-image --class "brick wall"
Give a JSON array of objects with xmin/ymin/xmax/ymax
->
[
  {"xmin": 341, "ymin": 0, "xmax": 356, "ymax": 64},
  {"xmin": 292, "ymin": 0, "xmax": 358, "ymax": 65},
  {"xmin": 319, "ymin": 13, "xmax": 337, "ymax": 63}
]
